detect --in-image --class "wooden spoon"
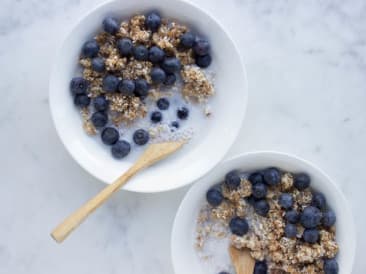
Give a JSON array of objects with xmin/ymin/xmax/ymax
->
[
  {"xmin": 51, "ymin": 141, "xmax": 185, "ymax": 243},
  {"xmin": 229, "ymin": 245, "xmax": 255, "ymax": 274}
]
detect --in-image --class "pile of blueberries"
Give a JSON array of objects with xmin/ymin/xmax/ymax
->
[
  {"xmin": 70, "ymin": 11, "xmax": 212, "ymax": 159},
  {"xmin": 206, "ymin": 168, "xmax": 339, "ymax": 274}
]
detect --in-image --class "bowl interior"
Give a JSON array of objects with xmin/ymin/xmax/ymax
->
[
  {"xmin": 171, "ymin": 152, "xmax": 355, "ymax": 273},
  {"xmin": 49, "ymin": 0, "xmax": 248, "ymax": 192}
]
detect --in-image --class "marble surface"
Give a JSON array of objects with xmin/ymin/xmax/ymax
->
[{"xmin": 0, "ymin": 0, "xmax": 365, "ymax": 273}]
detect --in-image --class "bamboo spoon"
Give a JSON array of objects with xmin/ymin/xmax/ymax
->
[
  {"xmin": 229, "ymin": 245, "xmax": 255, "ymax": 274},
  {"xmin": 51, "ymin": 141, "xmax": 185, "ymax": 243}
]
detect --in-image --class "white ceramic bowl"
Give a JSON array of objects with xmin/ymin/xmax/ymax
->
[
  {"xmin": 49, "ymin": 0, "xmax": 248, "ymax": 193},
  {"xmin": 171, "ymin": 152, "xmax": 355, "ymax": 274}
]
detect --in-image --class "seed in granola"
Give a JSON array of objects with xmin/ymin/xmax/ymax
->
[
  {"xmin": 74, "ymin": 94, "xmax": 91, "ymax": 107},
  {"xmin": 133, "ymin": 44, "xmax": 148, "ymax": 61},
  {"xmin": 145, "ymin": 11, "xmax": 161, "ymax": 32},
  {"xmin": 195, "ymin": 54, "xmax": 212, "ymax": 68},
  {"xmin": 102, "ymin": 74, "xmax": 120, "ymax": 92},
  {"xmin": 294, "ymin": 173, "xmax": 311, "ymax": 190},
  {"xmin": 103, "ymin": 17, "xmax": 119, "ymax": 34},
  {"xmin": 82, "ymin": 39, "xmax": 100, "ymax": 58},
  {"xmin": 117, "ymin": 38, "xmax": 133, "ymax": 56},
  {"xmin": 151, "ymin": 67, "xmax": 166, "ymax": 84},
  {"xmin": 91, "ymin": 57, "xmax": 105, "ymax": 72}
]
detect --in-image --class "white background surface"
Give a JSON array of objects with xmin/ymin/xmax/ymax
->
[{"xmin": 0, "ymin": 0, "xmax": 365, "ymax": 273}]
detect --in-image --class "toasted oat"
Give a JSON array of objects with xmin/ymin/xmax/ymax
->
[
  {"xmin": 280, "ymin": 172, "xmax": 294, "ymax": 191},
  {"xmin": 80, "ymin": 107, "xmax": 97, "ymax": 135},
  {"xmin": 122, "ymin": 60, "xmax": 152, "ymax": 81},
  {"xmin": 181, "ymin": 65, "xmax": 214, "ymax": 102},
  {"xmin": 106, "ymin": 94, "xmax": 147, "ymax": 124}
]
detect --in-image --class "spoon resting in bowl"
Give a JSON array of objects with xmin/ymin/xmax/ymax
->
[{"xmin": 229, "ymin": 245, "xmax": 255, "ymax": 274}]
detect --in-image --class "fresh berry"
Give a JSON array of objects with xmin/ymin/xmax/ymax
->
[
  {"xmin": 284, "ymin": 223, "xmax": 297, "ymax": 238},
  {"xmin": 93, "ymin": 95, "xmax": 108, "ymax": 111},
  {"xmin": 294, "ymin": 173, "xmax": 311, "ymax": 190},
  {"xmin": 102, "ymin": 75, "xmax": 119, "ymax": 92},
  {"xmin": 91, "ymin": 57, "xmax": 105, "ymax": 72},
  {"xmin": 82, "ymin": 40, "xmax": 99, "ymax": 58},
  {"xmin": 206, "ymin": 187, "xmax": 223, "ymax": 207},
  {"xmin": 322, "ymin": 210, "xmax": 336, "ymax": 227},
  {"xmin": 324, "ymin": 258, "xmax": 339, "ymax": 274},
  {"xmin": 303, "ymin": 228, "xmax": 319, "ymax": 243},
  {"xmin": 118, "ymin": 79, "xmax": 135, "ymax": 96},
  {"xmin": 157, "ymin": 98, "xmax": 169, "ymax": 110},
  {"xmin": 101, "ymin": 127, "xmax": 119, "ymax": 145},
  {"xmin": 133, "ymin": 129, "xmax": 149, "ymax": 145},
  {"xmin": 70, "ymin": 77, "xmax": 88, "ymax": 95},
  {"xmin": 74, "ymin": 94, "xmax": 90, "ymax": 107},
  {"xmin": 196, "ymin": 54, "xmax": 212, "ymax": 68},
  {"xmin": 229, "ymin": 217, "xmax": 249, "ymax": 236},
  {"xmin": 278, "ymin": 193, "xmax": 294, "ymax": 210},
  {"xmin": 134, "ymin": 78, "xmax": 149, "ymax": 98},
  {"xmin": 248, "ymin": 172, "xmax": 264, "ymax": 185},
  {"xmin": 218, "ymin": 272, "xmax": 229, "ymax": 274},
  {"xmin": 252, "ymin": 183, "xmax": 267, "ymax": 199},
  {"xmin": 177, "ymin": 107, "xmax": 189, "ymax": 120},
  {"xmin": 285, "ymin": 209, "xmax": 300, "ymax": 224},
  {"xmin": 145, "ymin": 11, "xmax": 161, "ymax": 32},
  {"xmin": 111, "ymin": 140, "xmax": 131, "ymax": 159},
  {"xmin": 254, "ymin": 261, "xmax": 267, "ymax": 274},
  {"xmin": 263, "ymin": 167, "xmax": 281, "ymax": 186},
  {"xmin": 300, "ymin": 206, "xmax": 322, "ymax": 228},
  {"xmin": 164, "ymin": 73, "xmax": 176, "ymax": 85},
  {"xmin": 193, "ymin": 38, "xmax": 210, "ymax": 56},
  {"xmin": 133, "ymin": 45, "xmax": 148, "ymax": 61},
  {"xmin": 311, "ymin": 192, "xmax": 327, "ymax": 211},
  {"xmin": 180, "ymin": 32, "xmax": 195, "ymax": 48},
  {"xmin": 162, "ymin": 57, "xmax": 181, "ymax": 73},
  {"xmin": 254, "ymin": 199, "xmax": 270, "ymax": 217},
  {"xmin": 171, "ymin": 121, "xmax": 179, "ymax": 129},
  {"xmin": 245, "ymin": 196, "xmax": 257, "ymax": 206},
  {"xmin": 151, "ymin": 111, "xmax": 162, "ymax": 123},
  {"xmin": 151, "ymin": 67, "xmax": 166, "ymax": 84},
  {"xmin": 225, "ymin": 170, "xmax": 241, "ymax": 189},
  {"xmin": 91, "ymin": 111, "xmax": 108, "ymax": 128},
  {"xmin": 102, "ymin": 17, "xmax": 119, "ymax": 34},
  {"xmin": 117, "ymin": 38, "xmax": 133, "ymax": 56},
  {"xmin": 148, "ymin": 46, "xmax": 165, "ymax": 63}
]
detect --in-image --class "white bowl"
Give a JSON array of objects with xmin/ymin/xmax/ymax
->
[
  {"xmin": 49, "ymin": 0, "xmax": 248, "ymax": 193},
  {"xmin": 171, "ymin": 152, "xmax": 355, "ymax": 273}
]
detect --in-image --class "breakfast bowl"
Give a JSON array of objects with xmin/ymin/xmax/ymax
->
[
  {"xmin": 171, "ymin": 152, "xmax": 355, "ymax": 273},
  {"xmin": 49, "ymin": 0, "xmax": 248, "ymax": 193}
]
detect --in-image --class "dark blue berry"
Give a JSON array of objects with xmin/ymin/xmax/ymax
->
[
  {"xmin": 117, "ymin": 38, "xmax": 133, "ymax": 56},
  {"xmin": 294, "ymin": 173, "xmax": 311, "ymax": 190},
  {"xmin": 254, "ymin": 199, "xmax": 270, "ymax": 217},
  {"xmin": 322, "ymin": 210, "xmax": 336, "ymax": 227},
  {"xmin": 284, "ymin": 223, "xmax": 297, "ymax": 238},
  {"xmin": 278, "ymin": 193, "xmax": 294, "ymax": 210},
  {"xmin": 193, "ymin": 38, "xmax": 210, "ymax": 56},
  {"xmin": 180, "ymin": 32, "xmax": 195, "ymax": 48},
  {"xmin": 303, "ymin": 228, "xmax": 319, "ymax": 243},
  {"xmin": 118, "ymin": 79, "xmax": 135, "ymax": 96},
  {"xmin": 102, "ymin": 17, "xmax": 119, "ymax": 34},
  {"xmin": 148, "ymin": 46, "xmax": 165, "ymax": 63},
  {"xmin": 252, "ymin": 183, "xmax": 267, "ymax": 199},
  {"xmin": 70, "ymin": 77, "xmax": 88, "ymax": 95},
  {"xmin": 162, "ymin": 57, "xmax": 181, "ymax": 73},
  {"xmin": 102, "ymin": 75, "xmax": 119, "ymax": 92},
  {"xmin": 225, "ymin": 170, "xmax": 241, "ymax": 189},
  {"xmin": 157, "ymin": 98, "xmax": 169, "ymax": 110},
  {"xmin": 151, "ymin": 111, "xmax": 162, "ymax": 123},
  {"xmin": 91, "ymin": 57, "xmax": 105, "ymax": 72},
  {"xmin": 94, "ymin": 95, "xmax": 108, "ymax": 111},
  {"xmin": 229, "ymin": 217, "xmax": 249, "ymax": 236},
  {"xmin": 171, "ymin": 121, "xmax": 179, "ymax": 129},
  {"xmin": 177, "ymin": 107, "xmax": 189, "ymax": 120},
  {"xmin": 254, "ymin": 261, "xmax": 267, "ymax": 274},
  {"xmin": 245, "ymin": 196, "xmax": 257, "ymax": 206},
  {"xmin": 145, "ymin": 11, "xmax": 161, "ymax": 32},
  {"xmin": 133, "ymin": 129, "xmax": 149, "ymax": 145},
  {"xmin": 300, "ymin": 206, "xmax": 322, "ymax": 228},
  {"xmin": 133, "ymin": 45, "xmax": 148, "ymax": 61},
  {"xmin": 111, "ymin": 140, "xmax": 131, "ymax": 159},
  {"xmin": 91, "ymin": 111, "xmax": 108, "ymax": 128},
  {"xmin": 324, "ymin": 258, "xmax": 339, "ymax": 274},
  {"xmin": 164, "ymin": 73, "xmax": 176, "ymax": 85},
  {"xmin": 82, "ymin": 40, "xmax": 99, "ymax": 58},
  {"xmin": 206, "ymin": 187, "xmax": 223, "ymax": 207},
  {"xmin": 196, "ymin": 54, "xmax": 212, "ymax": 68},
  {"xmin": 311, "ymin": 192, "xmax": 327, "ymax": 211},
  {"xmin": 218, "ymin": 272, "xmax": 229, "ymax": 274},
  {"xmin": 151, "ymin": 67, "xmax": 166, "ymax": 84},
  {"xmin": 101, "ymin": 127, "xmax": 119, "ymax": 145},
  {"xmin": 248, "ymin": 172, "xmax": 264, "ymax": 185},
  {"xmin": 263, "ymin": 167, "xmax": 281, "ymax": 186},
  {"xmin": 285, "ymin": 209, "xmax": 300, "ymax": 224},
  {"xmin": 134, "ymin": 78, "xmax": 149, "ymax": 98},
  {"xmin": 74, "ymin": 94, "xmax": 90, "ymax": 107}
]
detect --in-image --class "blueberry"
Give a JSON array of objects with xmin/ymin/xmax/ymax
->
[
  {"xmin": 148, "ymin": 46, "xmax": 165, "ymax": 63},
  {"xmin": 254, "ymin": 261, "xmax": 267, "ymax": 274},
  {"xmin": 311, "ymin": 192, "xmax": 327, "ymax": 211},
  {"xmin": 294, "ymin": 173, "xmax": 311, "ymax": 190},
  {"xmin": 111, "ymin": 140, "xmax": 131, "ymax": 159},
  {"xmin": 218, "ymin": 272, "xmax": 229, "ymax": 274},
  {"xmin": 151, "ymin": 111, "xmax": 162, "ymax": 123},
  {"xmin": 245, "ymin": 196, "xmax": 257, "ymax": 206},
  {"xmin": 93, "ymin": 95, "xmax": 108, "ymax": 111},
  {"xmin": 180, "ymin": 32, "xmax": 195, "ymax": 48},
  {"xmin": 278, "ymin": 193, "xmax": 294, "ymax": 210},
  {"xmin": 229, "ymin": 217, "xmax": 249, "ymax": 236},
  {"xmin": 70, "ymin": 77, "xmax": 88, "ymax": 95},
  {"xmin": 225, "ymin": 170, "xmax": 241, "ymax": 190},
  {"xmin": 300, "ymin": 206, "xmax": 322, "ymax": 228},
  {"xmin": 162, "ymin": 57, "xmax": 181, "ymax": 73},
  {"xmin": 193, "ymin": 38, "xmax": 210, "ymax": 56},
  {"xmin": 133, "ymin": 45, "xmax": 148, "ymax": 61},
  {"xmin": 248, "ymin": 172, "xmax": 264, "ymax": 185},
  {"xmin": 206, "ymin": 187, "xmax": 223, "ymax": 207},
  {"xmin": 91, "ymin": 111, "xmax": 108, "ymax": 128},
  {"xmin": 145, "ymin": 11, "xmax": 161, "ymax": 32},
  {"xmin": 324, "ymin": 258, "xmax": 339, "ymax": 274},
  {"xmin": 303, "ymin": 228, "xmax": 319, "ymax": 243},
  {"xmin": 82, "ymin": 40, "xmax": 100, "ymax": 58},
  {"xmin": 74, "ymin": 94, "xmax": 90, "ymax": 107},
  {"xmin": 157, "ymin": 98, "xmax": 169, "ymax": 110},
  {"xmin": 285, "ymin": 209, "xmax": 300, "ymax": 224},
  {"xmin": 252, "ymin": 183, "xmax": 267, "ymax": 199},
  {"xmin": 263, "ymin": 167, "xmax": 281, "ymax": 186},
  {"xmin": 151, "ymin": 67, "xmax": 166, "ymax": 84},
  {"xmin": 284, "ymin": 223, "xmax": 297, "ymax": 238},
  {"xmin": 322, "ymin": 210, "xmax": 336, "ymax": 227},
  {"xmin": 101, "ymin": 127, "xmax": 119, "ymax": 145},
  {"xmin": 177, "ymin": 107, "xmax": 189, "ymax": 120},
  {"xmin": 117, "ymin": 38, "xmax": 133, "ymax": 56},
  {"xmin": 134, "ymin": 78, "xmax": 149, "ymax": 98},
  {"xmin": 118, "ymin": 79, "xmax": 135, "ymax": 96},
  {"xmin": 171, "ymin": 121, "xmax": 179, "ymax": 129},
  {"xmin": 91, "ymin": 57, "xmax": 105, "ymax": 72},
  {"xmin": 196, "ymin": 54, "xmax": 212, "ymax": 68},
  {"xmin": 254, "ymin": 199, "xmax": 270, "ymax": 217},
  {"xmin": 102, "ymin": 17, "xmax": 119, "ymax": 34},
  {"xmin": 102, "ymin": 75, "xmax": 119, "ymax": 93},
  {"xmin": 164, "ymin": 73, "xmax": 176, "ymax": 85},
  {"xmin": 133, "ymin": 129, "xmax": 149, "ymax": 145}
]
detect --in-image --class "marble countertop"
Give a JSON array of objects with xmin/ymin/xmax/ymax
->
[{"xmin": 1, "ymin": 0, "xmax": 365, "ymax": 273}]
